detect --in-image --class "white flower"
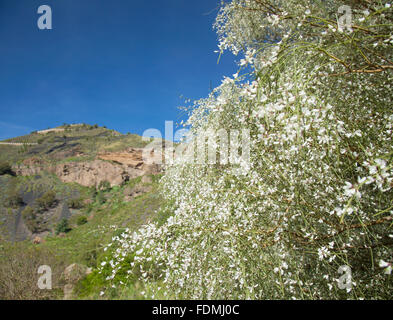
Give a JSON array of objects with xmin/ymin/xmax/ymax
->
[
  {"xmin": 379, "ymin": 260, "xmax": 392, "ymax": 275},
  {"xmin": 375, "ymin": 159, "xmax": 386, "ymax": 169},
  {"xmin": 318, "ymin": 247, "xmax": 329, "ymax": 260},
  {"xmin": 357, "ymin": 176, "xmax": 366, "ymax": 184},
  {"xmin": 343, "ymin": 181, "xmax": 361, "ymax": 199},
  {"xmin": 379, "ymin": 260, "xmax": 389, "ymax": 268}
]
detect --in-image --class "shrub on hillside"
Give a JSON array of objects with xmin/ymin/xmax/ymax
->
[
  {"xmin": 4, "ymin": 190, "xmax": 24, "ymax": 208},
  {"xmin": 22, "ymin": 206, "xmax": 40, "ymax": 233},
  {"xmin": 76, "ymin": 215, "xmax": 88, "ymax": 226},
  {"xmin": 67, "ymin": 198, "xmax": 84, "ymax": 209},
  {"xmin": 22, "ymin": 206, "xmax": 35, "ymax": 218},
  {"xmin": 36, "ymin": 190, "xmax": 56, "ymax": 211},
  {"xmin": 55, "ymin": 218, "xmax": 70, "ymax": 235}
]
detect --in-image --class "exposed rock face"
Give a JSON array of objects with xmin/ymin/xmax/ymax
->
[
  {"xmin": 13, "ymin": 157, "xmax": 45, "ymax": 176},
  {"xmin": 98, "ymin": 148, "xmax": 144, "ymax": 167},
  {"xmin": 97, "ymin": 147, "xmax": 162, "ymax": 173},
  {"xmin": 13, "ymin": 148, "xmax": 162, "ymax": 188},
  {"xmin": 54, "ymin": 160, "xmax": 140, "ymax": 187}
]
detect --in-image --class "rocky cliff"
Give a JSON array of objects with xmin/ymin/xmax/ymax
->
[{"xmin": 13, "ymin": 148, "xmax": 162, "ymax": 188}]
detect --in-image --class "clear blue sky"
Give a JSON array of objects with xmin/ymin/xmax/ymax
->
[{"xmin": 0, "ymin": 0, "xmax": 236, "ymax": 140}]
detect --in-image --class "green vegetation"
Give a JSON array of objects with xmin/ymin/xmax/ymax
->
[
  {"xmin": 0, "ymin": 173, "xmax": 163, "ymax": 299},
  {"xmin": 36, "ymin": 190, "xmax": 57, "ymax": 211},
  {"xmin": 76, "ymin": 215, "xmax": 88, "ymax": 226},
  {"xmin": 55, "ymin": 218, "xmax": 71, "ymax": 235},
  {"xmin": 21, "ymin": 206, "xmax": 40, "ymax": 233},
  {"xmin": 68, "ymin": 198, "xmax": 84, "ymax": 209},
  {"xmin": 4, "ymin": 190, "xmax": 24, "ymax": 209}
]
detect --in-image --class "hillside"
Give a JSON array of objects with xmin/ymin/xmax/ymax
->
[
  {"xmin": 0, "ymin": 123, "xmax": 155, "ymax": 163},
  {"xmin": 0, "ymin": 124, "xmax": 166, "ymax": 299}
]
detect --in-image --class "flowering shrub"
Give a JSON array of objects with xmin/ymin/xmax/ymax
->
[{"xmin": 99, "ymin": 0, "xmax": 393, "ymax": 299}]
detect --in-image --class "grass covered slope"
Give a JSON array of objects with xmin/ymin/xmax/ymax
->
[
  {"xmin": 0, "ymin": 174, "xmax": 164, "ymax": 299},
  {"xmin": 0, "ymin": 123, "xmax": 160, "ymax": 242}
]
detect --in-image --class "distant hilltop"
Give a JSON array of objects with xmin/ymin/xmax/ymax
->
[
  {"xmin": 37, "ymin": 123, "xmax": 116, "ymax": 135},
  {"xmin": 0, "ymin": 123, "xmax": 122, "ymax": 144},
  {"xmin": 0, "ymin": 122, "xmax": 164, "ymax": 187}
]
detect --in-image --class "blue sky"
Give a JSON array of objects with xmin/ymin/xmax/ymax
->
[{"xmin": 0, "ymin": 0, "xmax": 236, "ymax": 140}]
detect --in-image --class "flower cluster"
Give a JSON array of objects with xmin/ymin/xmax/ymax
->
[{"xmin": 99, "ymin": 1, "xmax": 393, "ymax": 299}]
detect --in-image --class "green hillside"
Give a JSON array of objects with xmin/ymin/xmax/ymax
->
[
  {"xmin": 0, "ymin": 123, "xmax": 149, "ymax": 165},
  {"xmin": 0, "ymin": 124, "xmax": 165, "ymax": 299}
]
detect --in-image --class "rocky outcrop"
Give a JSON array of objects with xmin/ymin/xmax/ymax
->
[
  {"xmin": 98, "ymin": 148, "xmax": 144, "ymax": 166},
  {"xmin": 97, "ymin": 147, "xmax": 162, "ymax": 173},
  {"xmin": 13, "ymin": 148, "xmax": 162, "ymax": 188},
  {"xmin": 32, "ymin": 236, "xmax": 42, "ymax": 244},
  {"xmin": 13, "ymin": 157, "xmax": 45, "ymax": 176},
  {"xmin": 54, "ymin": 160, "xmax": 141, "ymax": 187}
]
